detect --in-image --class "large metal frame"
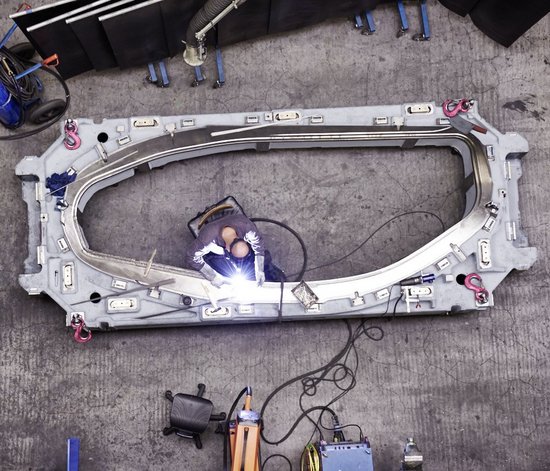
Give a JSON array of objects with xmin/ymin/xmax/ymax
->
[{"xmin": 16, "ymin": 102, "xmax": 536, "ymax": 332}]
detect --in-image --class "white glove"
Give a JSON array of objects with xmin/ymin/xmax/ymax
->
[
  {"xmin": 255, "ymin": 255, "xmax": 266, "ymax": 287},
  {"xmin": 199, "ymin": 264, "xmax": 228, "ymax": 288},
  {"xmin": 211, "ymin": 274, "xmax": 229, "ymax": 288}
]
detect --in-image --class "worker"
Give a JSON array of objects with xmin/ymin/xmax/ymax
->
[{"xmin": 186, "ymin": 214, "xmax": 282, "ymax": 287}]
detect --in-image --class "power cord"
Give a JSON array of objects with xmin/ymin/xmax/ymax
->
[
  {"xmin": 262, "ymin": 453, "xmax": 292, "ymax": 471},
  {"xmin": 289, "ymin": 210, "xmax": 445, "ymax": 278},
  {"xmin": 250, "ymin": 217, "xmax": 308, "ymax": 282},
  {"xmin": 0, "ymin": 46, "xmax": 70, "ymax": 140},
  {"xmin": 260, "ymin": 319, "xmax": 384, "ymax": 447}
]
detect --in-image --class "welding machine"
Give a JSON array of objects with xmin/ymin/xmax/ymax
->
[{"xmin": 303, "ymin": 438, "xmax": 375, "ymax": 471}]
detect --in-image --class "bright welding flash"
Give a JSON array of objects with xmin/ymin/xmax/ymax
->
[{"xmin": 230, "ymin": 272, "xmax": 248, "ymax": 286}]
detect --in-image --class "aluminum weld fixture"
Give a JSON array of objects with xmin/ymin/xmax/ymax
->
[
  {"xmin": 63, "ymin": 119, "xmax": 81, "ymax": 150},
  {"xmin": 15, "ymin": 102, "xmax": 537, "ymax": 337}
]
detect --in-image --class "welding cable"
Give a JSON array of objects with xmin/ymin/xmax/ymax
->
[
  {"xmin": 250, "ymin": 217, "xmax": 306, "ymax": 324},
  {"xmin": 260, "ymin": 333, "xmax": 352, "ymax": 445},
  {"xmin": 260, "ymin": 319, "xmax": 384, "ymax": 446},
  {"xmin": 288, "ymin": 210, "xmax": 445, "ymax": 278},
  {"xmin": 300, "ymin": 444, "xmax": 319, "ymax": 471},
  {"xmin": 261, "ymin": 453, "xmax": 292, "ymax": 471},
  {"xmin": 0, "ymin": 47, "xmax": 70, "ymax": 140},
  {"xmin": 319, "ymin": 421, "xmax": 364, "ymax": 441},
  {"xmin": 250, "ymin": 217, "xmax": 308, "ymax": 282},
  {"xmin": 391, "ymin": 292, "xmax": 404, "ymax": 318}
]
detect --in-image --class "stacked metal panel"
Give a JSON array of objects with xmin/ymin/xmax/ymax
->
[
  {"xmin": 10, "ymin": 0, "xmax": 183, "ymax": 78},
  {"xmin": 67, "ymin": 0, "xmax": 142, "ymax": 71},
  {"xmin": 10, "ymin": 0, "xmax": 389, "ymax": 79}
]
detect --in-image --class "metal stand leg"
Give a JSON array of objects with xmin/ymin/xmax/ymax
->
[
  {"xmin": 158, "ymin": 60, "xmax": 169, "ymax": 87},
  {"xmin": 362, "ymin": 10, "xmax": 376, "ymax": 35},
  {"xmin": 147, "ymin": 62, "xmax": 169, "ymax": 87},
  {"xmin": 147, "ymin": 63, "xmax": 158, "ymax": 84},
  {"xmin": 413, "ymin": 0, "xmax": 431, "ymax": 41},
  {"xmin": 192, "ymin": 66, "xmax": 206, "ymax": 87},
  {"xmin": 214, "ymin": 46, "xmax": 225, "ymax": 88},
  {"xmin": 396, "ymin": 0, "xmax": 409, "ymax": 37}
]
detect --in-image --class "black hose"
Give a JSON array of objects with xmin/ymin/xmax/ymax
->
[
  {"xmin": 186, "ymin": 0, "xmax": 235, "ymax": 47},
  {"xmin": 250, "ymin": 217, "xmax": 308, "ymax": 282}
]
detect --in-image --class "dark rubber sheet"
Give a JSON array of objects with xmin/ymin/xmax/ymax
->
[
  {"xmin": 24, "ymin": 1, "xmax": 114, "ymax": 79},
  {"xmin": 68, "ymin": 0, "xmax": 143, "ymax": 71},
  {"xmin": 100, "ymin": 0, "xmax": 169, "ymax": 69},
  {"xmin": 439, "ymin": 0, "xmax": 549, "ymax": 47},
  {"xmin": 218, "ymin": 0, "xmax": 392, "ymax": 45},
  {"xmin": 10, "ymin": 0, "xmax": 548, "ymax": 78}
]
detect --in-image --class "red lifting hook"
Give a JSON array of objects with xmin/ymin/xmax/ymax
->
[
  {"xmin": 71, "ymin": 317, "xmax": 92, "ymax": 343},
  {"xmin": 64, "ymin": 119, "xmax": 81, "ymax": 150},
  {"xmin": 464, "ymin": 273, "xmax": 489, "ymax": 303},
  {"xmin": 442, "ymin": 98, "xmax": 473, "ymax": 118}
]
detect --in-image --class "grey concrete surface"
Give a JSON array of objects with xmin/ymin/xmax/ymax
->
[{"xmin": 0, "ymin": 1, "xmax": 548, "ymax": 470}]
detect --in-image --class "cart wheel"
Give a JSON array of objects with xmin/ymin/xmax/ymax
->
[
  {"xmin": 29, "ymin": 99, "xmax": 66, "ymax": 124},
  {"xmin": 9, "ymin": 42, "xmax": 36, "ymax": 61}
]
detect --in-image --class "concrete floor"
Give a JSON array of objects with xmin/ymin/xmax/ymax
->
[{"xmin": 1, "ymin": 2, "xmax": 549, "ymax": 470}]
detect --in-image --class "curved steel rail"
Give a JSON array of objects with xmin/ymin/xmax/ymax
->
[{"xmin": 63, "ymin": 126, "xmax": 488, "ymax": 302}]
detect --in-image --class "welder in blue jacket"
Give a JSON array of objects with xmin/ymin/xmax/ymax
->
[{"xmin": 186, "ymin": 214, "xmax": 268, "ymax": 288}]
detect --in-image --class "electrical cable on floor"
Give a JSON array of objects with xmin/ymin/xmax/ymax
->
[
  {"xmin": 0, "ymin": 46, "xmax": 70, "ymax": 140},
  {"xmin": 260, "ymin": 319, "xmax": 384, "ymax": 447},
  {"xmin": 319, "ymin": 422, "xmax": 364, "ymax": 441},
  {"xmin": 261, "ymin": 453, "xmax": 293, "ymax": 471}
]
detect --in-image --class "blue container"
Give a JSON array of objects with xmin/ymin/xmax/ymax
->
[{"xmin": 0, "ymin": 82, "xmax": 21, "ymax": 127}]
